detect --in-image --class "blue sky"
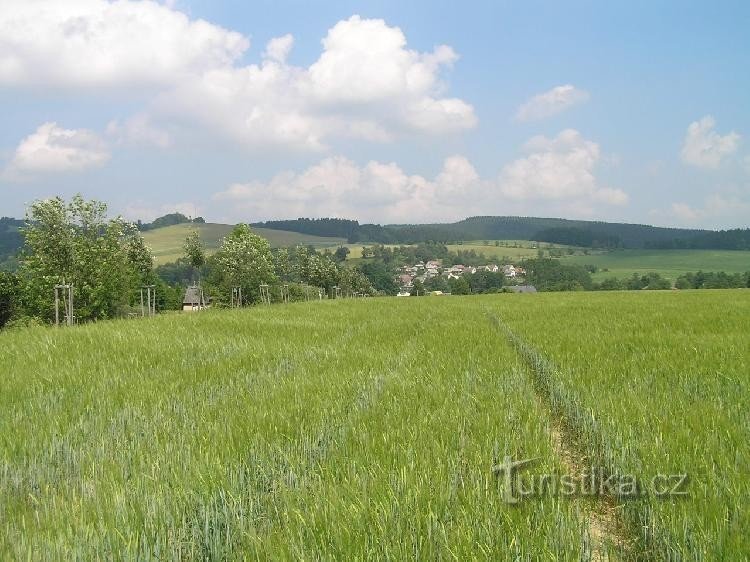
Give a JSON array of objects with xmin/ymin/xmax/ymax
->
[{"xmin": 1, "ymin": 0, "xmax": 749, "ymax": 228}]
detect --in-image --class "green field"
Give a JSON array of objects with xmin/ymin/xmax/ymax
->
[
  {"xmin": 1, "ymin": 291, "xmax": 748, "ymax": 558},
  {"xmin": 447, "ymin": 240, "xmax": 578, "ymax": 261},
  {"xmin": 342, "ymin": 240, "xmax": 575, "ymax": 261},
  {"xmin": 142, "ymin": 223, "xmax": 346, "ymax": 264},
  {"xmin": 561, "ymin": 249, "xmax": 750, "ymax": 281}
]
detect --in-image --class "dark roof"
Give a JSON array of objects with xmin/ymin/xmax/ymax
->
[
  {"xmin": 183, "ymin": 286, "xmax": 203, "ymax": 304},
  {"xmin": 508, "ymin": 285, "xmax": 537, "ymax": 293}
]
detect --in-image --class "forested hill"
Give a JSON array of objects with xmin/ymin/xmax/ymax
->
[
  {"xmin": 253, "ymin": 216, "xmax": 744, "ymax": 249},
  {"xmin": 0, "ymin": 218, "xmax": 24, "ymax": 268}
]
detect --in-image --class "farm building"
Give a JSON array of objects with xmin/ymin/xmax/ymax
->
[
  {"xmin": 507, "ymin": 285, "xmax": 537, "ymax": 293},
  {"xmin": 183, "ymin": 286, "xmax": 209, "ymax": 311}
]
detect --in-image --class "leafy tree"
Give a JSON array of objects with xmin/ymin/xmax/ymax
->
[
  {"xmin": 521, "ymin": 258, "xmax": 592, "ymax": 291},
  {"xmin": 338, "ymin": 266, "xmax": 375, "ymax": 296},
  {"xmin": 183, "ymin": 230, "xmax": 205, "ymax": 282},
  {"xmin": 125, "ymin": 225, "xmax": 155, "ymax": 285},
  {"xmin": 410, "ymin": 278, "xmax": 425, "ymax": 296},
  {"xmin": 273, "ymin": 248, "xmax": 293, "ymax": 281},
  {"xmin": 303, "ymin": 253, "xmax": 340, "ymax": 294},
  {"xmin": 358, "ymin": 261, "xmax": 398, "ymax": 295},
  {"xmin": 215, "ymin": 224, "xmax": 276, "ymax": 302},
  {"xmin": 0, "ymin": 271, "xmax": 19, "ymax": 328},
  {"xmin": 449, "ymin": 276, "xmax": 471, "ymax": 295},
  {"xmin": 334, "ymin": 246, "xmax": 350, "ymax": 262},
  {"xmin": 20, "ymin": 195, "xmax": 148, "ymax": 322}
]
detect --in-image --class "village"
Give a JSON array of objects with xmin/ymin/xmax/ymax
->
[{"xmin": 394, "ymin": 260, "xmax": 533, "ymax": 295}]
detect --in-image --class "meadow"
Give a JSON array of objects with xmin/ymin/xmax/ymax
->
[
  {"xmin": 1, "ymin": 291, "xmax": 748, "ymax": 559},
  {"xmin": 142, "ymin": 223, "xmax": 346, "ymax": 264},
  {"xmin": 560, "ymin": 248, "xmax": 750, "ymax": 281}
]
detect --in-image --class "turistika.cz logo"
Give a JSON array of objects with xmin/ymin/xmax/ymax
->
[{"xmin": 492, "ymin": 455, "xmax": 689, "ymax": 504}]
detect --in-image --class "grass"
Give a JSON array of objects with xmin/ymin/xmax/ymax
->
[
  {"xmin": 142, "ymin": 223, "xmax": 346, "ymax": 264},
  {"xmin": 342, "ymin": 240, "xmax": 576, "ymax": 262},
  {"xmin": 1, "ymin": 291, "xmax": 748, "ymax": 558},
  {"xmin": 0, "ymin": 298, "xmax": 587, "ymax": 559},
  {"xmin": 560, "ymin": 249, "xmax": 750, "ymax": 281},
  {"xmin": 489, "ymin": 290, "xmax": 750, "ymax": 559}
]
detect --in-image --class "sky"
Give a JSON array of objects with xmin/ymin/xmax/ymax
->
[{"xmin": 1, "ymin": 0, "xmax": 749, "ymax": 229}]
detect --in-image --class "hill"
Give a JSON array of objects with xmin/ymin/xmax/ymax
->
[
  {"xmin": 254, "ymin": 216, "xmax": 724, "ymax": 248},
  {"xmin": 561, "ymin": 248, "xmax": 750, "ymax": 281},
  {"xmin": 142, "ymin": 223, "xmax": 346, "ymax": 264}
]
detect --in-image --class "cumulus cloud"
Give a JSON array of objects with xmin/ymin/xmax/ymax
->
[
  {"xmin": 214, "ymin": 156, "xmax": 440, "ymax": 223},
  {"xmin": 106, "ymin": 115, "xmax": 171, "ymax": 148},
  {"xmin": 122, "ymin": 200, "xmax": 202, "ymax": 222},
  {"xmin": 515, "ymin": 85, "xmax": 590, "ymax": 122},
  {"xmin": 0, "ymin": 0, "xmax": 248, "ymax": 88},
  {"xmin": 5, "ymin": 122, "xmax": 110, "ymax": 177},
  {"xmin": 0, "ymin": 6, "xmax": 475, "ymax": 150},
  {"xmin": 159, "ymin": 16, "xmax": 475, "ymax": 149},
  {"xmin": 664, "ymin": 194, "xmax": 750, "ymax": 226},
  {"xmin": 498, "ymin": 129, "xmax": 627, "ymax": 204},
  {"xmin": 680, "ymin": 116, "xmax": 740, "ymax": 169},
  {"xmin": 263, "ymin": 34, "xmax": 294, "ymax": 63},
  {"xmin": 212, "ymin": 131, "xmax": 626, "ymax": 223}
]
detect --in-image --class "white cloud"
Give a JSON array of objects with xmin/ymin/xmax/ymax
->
[
  {"xmin": 213, "ymin": 156, "xmax": 440, "ymax": 223},
  {"xmin": 0, "ymin": 7, "xmax": 475, "ymax": 150},
  {"xmin": 515, "ymin": 85, "xmax": 590, "ymax": 122},
  {"xmin": 106, "ymin": 115, "xmax": 171, "ymax": 148},
  {"xmin": 680, "ymin": 116, "xmax": 740, "ymax": 169},
  {"xmin": 158, "ymin": 15, "xmax": 476, "ymax": 149},
  {"xmin": 122, "ymin": 201, "xmax": 202, "ymax": 222},
  {"xmin": 212, "ymin": 131, "xmax": 627, "ymax": 223},
  {"xmin": 5, "ymin": 122, "xmax": 110, "ymax": 177},
  {"xmin": 263, "ymin": 34, "xmax": 294, "ymax": 63},
  {"xmin": 660, "ymin": 194, "xmax": 750, "ymax": 228},
  {"xmin": 498, "ymin": 129, "xmax": 628, "ymax": 204},
  {"xmin": 0, "ymin": 0, "xmax": 248, "ymax": 88}
]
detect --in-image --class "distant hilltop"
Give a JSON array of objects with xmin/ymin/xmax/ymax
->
[{"xmin": 252, "ymin": 216, "xmax": 750, "ymax": 250}]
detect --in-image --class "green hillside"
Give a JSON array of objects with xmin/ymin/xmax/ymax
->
[
  {"xmin": 142, "ymin": 223, "xmax": 346, "ymax": 264},
  {"xmin": 560, "ymin": 249, "xmax": 750, "ymax": 281}
]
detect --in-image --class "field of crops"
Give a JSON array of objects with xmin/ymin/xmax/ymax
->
[
  {"xmin": 142, "ymin": 223, "xmax": 346, "ymax": 264},
  {"xmin": 560, "ymin": 249, "xmax": 750, "ymax": 281},
  {"xmin": 1, "ymin": 291, "xmax": 748, "ymax": 559}
]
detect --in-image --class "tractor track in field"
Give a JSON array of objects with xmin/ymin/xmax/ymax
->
[{"xmin": 486, "ymin": 311, "xmax": 635, "ymax": 561}]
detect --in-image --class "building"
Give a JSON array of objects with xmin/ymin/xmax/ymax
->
[
  {"xmin": 507, "ymin": 285, "xmax": 537, "ymax": 293},
  {"xmin": 183, "ymin": 286, "xmax": 209, "ymax": 311}
]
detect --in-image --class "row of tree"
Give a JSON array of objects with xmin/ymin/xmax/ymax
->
[{"xmin": 0, "ymin": 196, "xmax": 377, "ymax": 329}]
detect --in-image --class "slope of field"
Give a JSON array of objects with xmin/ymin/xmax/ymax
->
[
  {"xmin": 560, "ymin": 248, "xmax": 750, "ymax": 280},
  {"xmin": 447, "ymin": 240, "xmax": 580, "ymax": 261},
  {"xmin": 142, "ymin": 223, "xmax": 346, "ymax": 264},
  {"xmin": 2, "ymin": 292, "xmax": 748, "ymax": 558},
  {"xmin": 0, "ymin": 300, "xmax": 587, "ymax": 559},
  {"xmin": 343, "ymin": 240, "xmax": 578, "ymax": 261},
  {"xmin": 489, "ymin": 291, "xmax": 750, "ymax": 559}
]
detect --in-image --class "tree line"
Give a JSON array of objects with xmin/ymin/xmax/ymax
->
[{"xmin": 0, "ymin": 196, "xmax": 376, "ymax": 330}]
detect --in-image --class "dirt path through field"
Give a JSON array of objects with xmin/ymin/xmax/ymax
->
[{"xmin": 487, "ymin": 311, "xmax": 634, "ymax": 561}]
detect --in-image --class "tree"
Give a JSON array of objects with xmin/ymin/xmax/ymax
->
[
  {"xmin": 125, "ymin": 225, "xmax": 155, "ymax": 285},
  {"xmin": 273, "ymin": 248, "xmax": 292, "ymax": 281},
  {"xmin": 215, "ymin": 224, "xmax": 276, "ymax": 302},
  {"xmin": 358, "ymin": 261, "xmax": 398, "ymax": 295},
  {"xmin": 183, "ymin": 230, "xmax": 205, "ymax": 283},
  {"xmin": 334, "ymin": 246, "xmax": 350, "ymax": 263},
  {"xmin": 449, "ymin": 276, "xmax": 471, "ymax": 295},
  {"xmin": 0, "ymin": 271, "xmax": 19, "ymax": 328},
  {"xmin": 410, "ymin": 278, "xmax": 425, "ymax": 296},
  {"xmin": 339, "ymin": 266, "xmax": 375, "ymax": 296},
  {"xmin": 303, "ymin": 253, "xmax": 340, "ymax": 294},
  {"xmin": 20, "ymin": 195, "xmax": 147, "ymax": 322}
]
